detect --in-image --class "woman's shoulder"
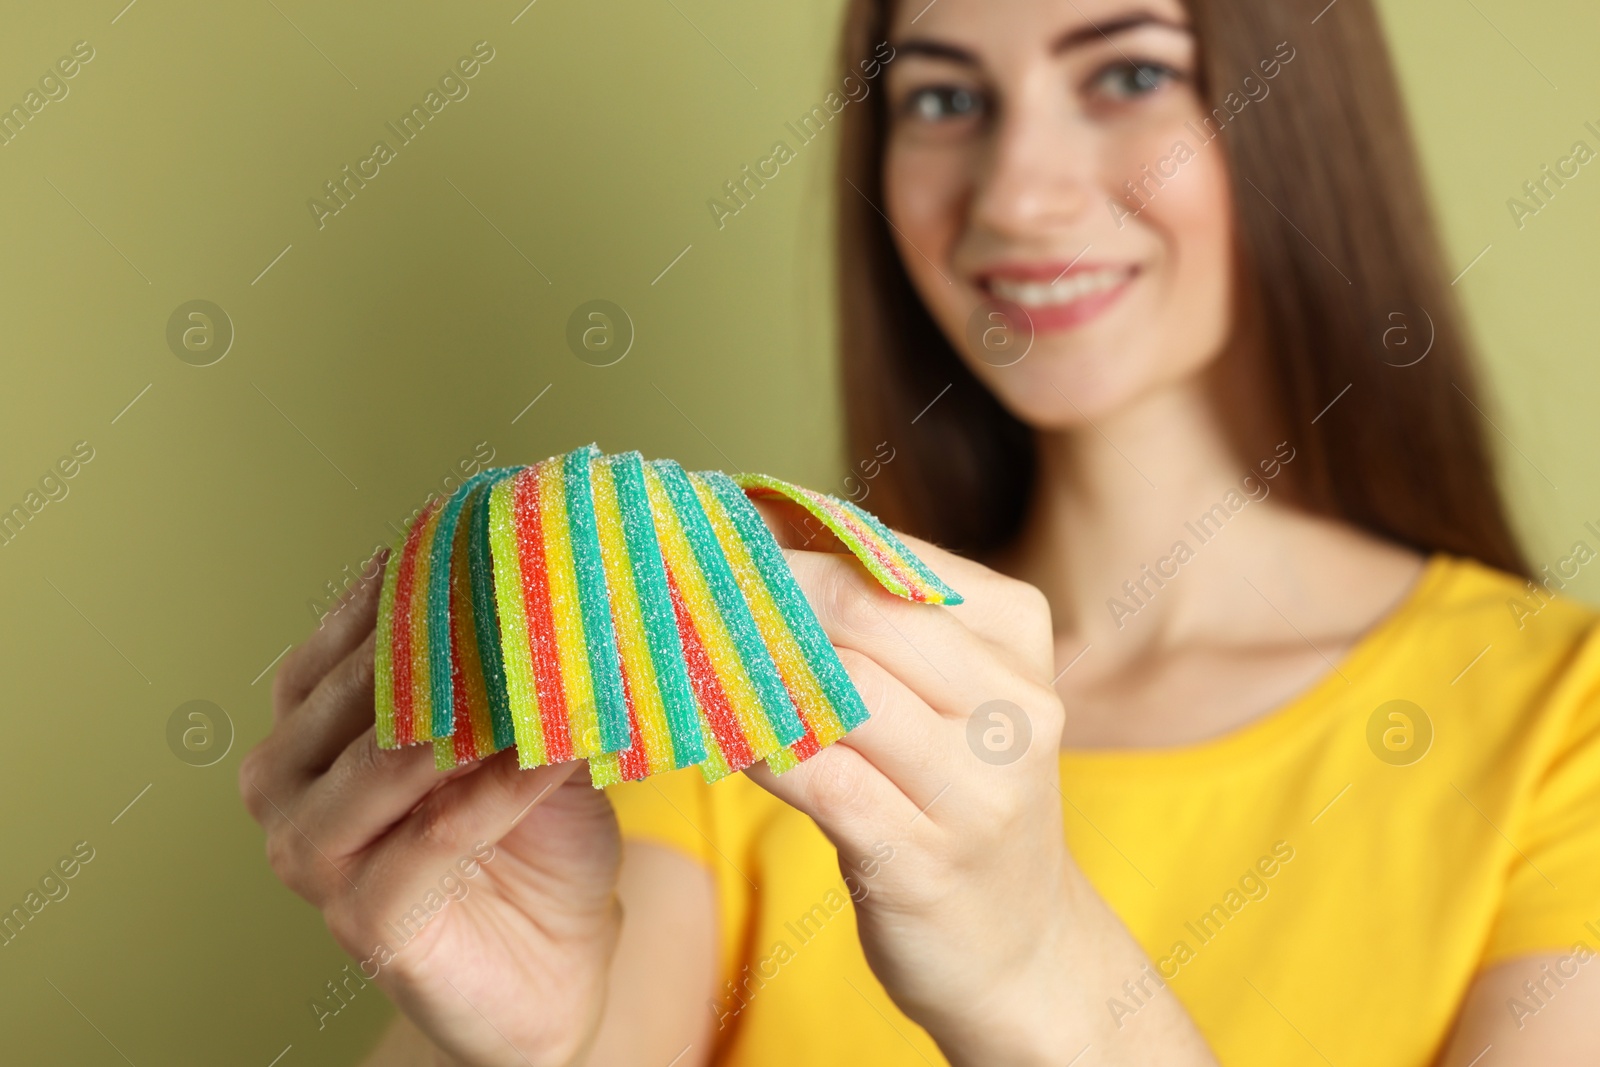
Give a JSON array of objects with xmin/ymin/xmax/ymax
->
[
  {"xmin": 1386, "ymin": 552, "xmax": 1600, "ymax": 748},
  {"xmin": 1399, "ymin": 553, "xmax": 1600, "ymax": 966},
  {"xmin": 1409, "ymin": 551, "xmax": 1600, "ymax": 667}
]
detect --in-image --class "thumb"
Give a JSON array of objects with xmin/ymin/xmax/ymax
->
[{"xmin": 391, "ymin": 751, "xmax": 586, "ymax": 861}]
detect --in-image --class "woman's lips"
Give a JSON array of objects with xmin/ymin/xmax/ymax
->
[{"xmin": 978, "ymin": 265, "xmax": 1139, "ymax": 333}]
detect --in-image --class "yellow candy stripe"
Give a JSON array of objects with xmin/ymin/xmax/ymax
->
[
  {"xmin": 734, "ymin": 472, "xmax": 961, "ymax": 604},
  {"xmin": 587, "ymin": 755, "xmax": 623, "ymax": 787},
  {"xmin": 693, "ymin": 475, "xmax": 846, "ymax": 751},
  {"xmin": 373, "ymin": 524, "xmax": 404, "ymax": 749},
  {"xmin": 591, "ymin": 460, "xmax": 675, "ymax": 776},
  {"xmin": 697, "ymin": 717, "xmax": 734, "ymax": 783},
  {"xmin": 643, "ymin": 465, "xmax": 783, "ymax": 761},
  {"xmin": 538, "ymin": 458, "xmax": 603, "ymax": 760},
  {"xmin": 436, "ymin": 507, "xmax": 497, "ymax": 769},
  {"xmin": 407, "ymin": 504, "xmax": 443, "ymax": 743},
  {"xmin": 487, "ymin": 474, "xmax": 547, "ymax": 767}
]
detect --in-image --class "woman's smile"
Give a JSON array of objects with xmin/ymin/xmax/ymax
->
[{"xmin": 976, "ymin": 261, "xmax": 1143, "ymax": 332}]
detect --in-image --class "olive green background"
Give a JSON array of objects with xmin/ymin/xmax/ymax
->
[{"xmin": 0, "ymin": 1, "xmax": 1593, "ymax": 1063}]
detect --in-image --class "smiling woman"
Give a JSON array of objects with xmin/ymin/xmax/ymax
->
[
  {"xmin": 837, "ymin": 0, "xmax": 1521, "ymax": 573},
  {"xmin": 239, "ymin": 1, "xmax": 1600, "ymax": 1065}
]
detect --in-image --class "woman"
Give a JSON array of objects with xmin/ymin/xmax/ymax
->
[{"xmin": 240, "ymin": 0, "xmax": 1600, "ymax": 1063}]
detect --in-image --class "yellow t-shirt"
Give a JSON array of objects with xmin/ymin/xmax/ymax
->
[{"xmin": 606, "ymin": 554, "xmax": 1600, "ymax": 1065}]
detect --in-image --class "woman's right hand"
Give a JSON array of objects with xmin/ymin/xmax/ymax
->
[{"xmin": 239, "ymin": 554, "xmax": 626, "ymax": 1067}]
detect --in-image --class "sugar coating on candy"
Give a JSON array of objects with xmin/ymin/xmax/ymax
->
[
  {"xmin": 524, "ymin": 460, "xmax": 578, "ymax": 764},
  {"xmin": 427, "ymin": 470, "xmax": 505, "ymax": 739},
  {"xmin": 607, "ymin": 453, "xmax": 707, "ymax": 769},
  {"xmin": 643, "ymin": 464, "xmax": 785, "ymax": 765},
  {"xmin": 590, "ymin": 454, "xmax": 678, "ymax": 777},
  {"xmin": 436, "ymin": 503, "xmax": 493, "ymax": 769},
  {"xmin": 540, "ymin": 460, "xmax": 608, "ymax": 758},
  {"xmin": 699, "ymin": 471, "xmax": 870, "ymax": 736},
  {"xmin": 666, "ymin": 564, "xmax": 755, "ymax": 780},
  {"xmin": 649, "ymin": 461, "xmax": 805, "ymax": 748},
  {"xmin": 732, "ymin": 472, "xmax": 962, "ymax": 605},
  {"xmin": 434, "ymin": 481, "xmax": 514, "ymax": 769},
  {"xmin": 407, "ymin": 502, "xmax": 444, "ymax": 743},
  {"xmin": 374, "ymin": 446, "xmax": 960, "ymax": 789},
  {"xmin": 467, "ymin": 479, "xmax": 516, "ymax": 753},
  {"xmin": 561, "ymin": 446, "xmax": 632, "ymax": 754},
  {"xmin": 836, "ymin": 491, "xmax": 958, "ymax": 603},
  {"xmin": 697, "ymin": 716, "xmax": 735, "ymax": 783},
  {"xmin": 486, "ymin": 472, "xmax": 548, "ymax": 768},
  {"xmin": 690, "ymin": 472, "xmax": 842, "ymax": 758},
  {"xmin": 379, "ymin": 496, "xmax": 438, "ymax": 748},
  {"xmin": 640, "ymin": 460, "xmax": 790, "ymax": 751}
]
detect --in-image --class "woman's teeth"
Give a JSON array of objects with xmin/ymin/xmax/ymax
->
[{"xmin": 988, "ymin": 269, "xmax": 1129, "ymax": 307}]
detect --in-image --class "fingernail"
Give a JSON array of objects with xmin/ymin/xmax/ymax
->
[{"xmin": 362, "ymin": 546, "xmax": 390, "ymax": 579}]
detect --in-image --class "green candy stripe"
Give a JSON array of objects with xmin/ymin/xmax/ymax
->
[
  {"xmin": 730, "ymin": 471, "xmax": 962, "ymax": 605},
  {"xmin": 653, "ymin": 460, "xmax": 804, "ymax": 747},
  {"xmin": 428, "ymin": 467, "xmax": 514, "ymax": 738},
  {"xmin": 467, "ymin": 474, "xmax": 516, "ymax": 752},
  {"xmin": 835, "ymin": 491, "xmax": 959, "ymax": 603},
  {"xmin": 699, "ymin": 470, "xmax": 869, "ymax": 731},
  {"xmin": 562, "ymin": 445, "xmax": 631, "ymax": 753},
  {"xmin": 608, "ymin": 453, "xmax": 707, "ymax": 768}
]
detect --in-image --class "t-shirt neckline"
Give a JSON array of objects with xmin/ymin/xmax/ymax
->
[{"xmin": 1056, "ymin": 552, "xmax": 1456, "ymax": 774}]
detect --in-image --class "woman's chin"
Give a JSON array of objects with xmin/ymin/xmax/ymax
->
[{"xmin": 966, "ymin": 342, "xmax": 1151, "ymax": 431}]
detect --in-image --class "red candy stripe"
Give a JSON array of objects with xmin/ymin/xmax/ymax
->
[
  {"xmin": 745, "ymin": 483, "xmax": 929, "ymax": 601},
  {"xmin": 614, "ymin": 653, "xmax": 650, "ymax": 782},
  {"xmin": 449, "ymin": 608, "xmax": 478, "ymax": 763},
  {"xmin": 391, "ymin": 498, "xmax": 438, "ymax": 748},
  {"xmin": 663, "ymin": 565, "xmax": 753, "ymax": 772},
  {"xmin": 791, "ymin": 731, "xmax": 821, "ymax": 762},
  {"xmin": 807, "ymin": 492, "xmax": 929, "ymax": 601},
  {"xmin": 513, "ymin": 467, "xmax": 574, "ymax": 764}
]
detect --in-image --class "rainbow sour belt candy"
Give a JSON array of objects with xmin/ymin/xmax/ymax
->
[{"xmin": 374, "ymin": 444, "xmax": 962, "ymax": 787}]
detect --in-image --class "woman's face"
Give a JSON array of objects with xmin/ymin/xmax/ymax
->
[{"xmin": 882, "ymin": 0, "xmax": 1236, "ymax": 427}]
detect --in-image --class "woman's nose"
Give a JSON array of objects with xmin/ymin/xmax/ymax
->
[{"xmin": 969, "ymin": 100, "xmax": 1097, "ymax": 239}]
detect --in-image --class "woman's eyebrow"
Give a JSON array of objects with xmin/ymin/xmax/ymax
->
[
  {"xmin": 891, "ymin": 38, "xmax": 981, "ymax": 66},
  {"xmin": 1052, "ymin": 12, "xmax": 1191, "ymax": 53},
  {"xmin": 891, "ymin": 11, "xmax": 1191, "ymax": 67}
]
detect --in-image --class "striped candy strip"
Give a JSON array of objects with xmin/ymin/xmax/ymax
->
[
  {"xmin": 732, "ymin": 472, "xmax": 959, "ymax": 604},
  {"xmin": 374, "ymin": 445, "xmax": 962, "ymax": 787}
]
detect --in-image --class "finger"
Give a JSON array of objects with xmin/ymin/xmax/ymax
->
[
  {"xmin": 371, "ymin": 752, "xmax": 585, "ymax": 874},
  {"xmin": 744, "ymin": 742, "xmax": 914, "ymax": 855},
  {"xmin": 787, "ymin": 549, "xmax": 1033, "ymax": 719},
  {"xmin": 241, "ymin": 728, "xmax": 496, "ymax": 902},
  {"xmin": 884, "ymin": 531, "xmax": 1055, "ymax": 676},
  {"xmin": 274, "ymin": 628, "xmax": 381, "ymax": 780},
  {"xmin": 273, "ymin": 548, "xmax": 388, "ymax": 720},
  {"xmin": 748, "ymin": 496, "xmax": 849, "ymax": 555},
  {"xmin": 240, "ymin": 772, "xmax": 364, "ymax": 909},
  {"xmin": 322, "ymin": 755, "xmax": 609, "ymax": 967},
  {"xmin": 296, "ymin": 731, "xmax": 452, "ymax": 857},
  {"xmin": 752, "ymin": 498, "xmax": 1052, "ymax": 680},
  {"xmin": 827, "ymin": 646, "xmax": 959, "ymax": 797}
]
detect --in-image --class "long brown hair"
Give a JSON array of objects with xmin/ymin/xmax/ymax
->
[{"xmin": 834, "ymin": 0, "xmax": 1528, "ymax": 576}]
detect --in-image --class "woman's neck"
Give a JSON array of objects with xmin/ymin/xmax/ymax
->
[{"xmin": 992, "ymin": 378, "xmax": 1297, "ymax": 660}]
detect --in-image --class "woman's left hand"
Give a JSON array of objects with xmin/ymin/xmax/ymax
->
[{"xmin": 745, "ymin": 523, "xmax": 1215, "ymax": 1066}]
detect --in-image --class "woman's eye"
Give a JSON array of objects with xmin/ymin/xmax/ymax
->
[
  {"xmin": 1090, "ymin": 61, "xmax": 1179, "ymax": 101},
  {"xmin": 902, "ymin": 86, "xmax": 983, "ymax": 122}
]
